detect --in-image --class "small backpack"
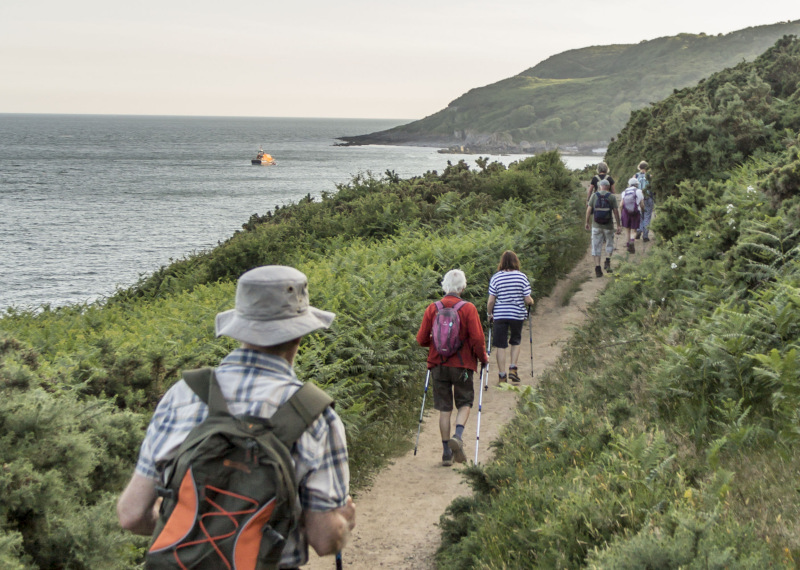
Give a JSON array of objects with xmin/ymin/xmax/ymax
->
[
  {"xmin": 593, "ymin": 191, "xmax": 613, "ymax": 224},
  {"xmin": 146, "ymin": 368, "xmax": 333, "ymax": 570},
  {"xmin": 622, "ymin": 188, "xmax": 638, "ymax": 214},
  {"xmin": 636, "ymin": 172, "xmax": 653, "ymax": 198},
  {"xmin": 432, "ymin": 300, "xmax": 467, "ymax": 360}
]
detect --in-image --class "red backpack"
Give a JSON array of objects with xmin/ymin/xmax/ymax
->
[{"xmin": 432, "ymin": 300, "xmax": 467, "ymax": 360}]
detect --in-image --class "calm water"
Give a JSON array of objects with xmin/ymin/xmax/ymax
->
[{"xmin": 0, "ymin": 114, "xmax": 597, "ymax": 310}]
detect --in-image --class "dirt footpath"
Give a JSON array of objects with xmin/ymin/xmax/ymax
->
[{"xmin": 307, "ymin": 240, "xmax": 651, "ymax": 569}]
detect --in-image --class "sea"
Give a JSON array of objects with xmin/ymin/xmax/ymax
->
[{"xmin": 0, "ymin": 114, "xmax": 599, "ymax": 311}]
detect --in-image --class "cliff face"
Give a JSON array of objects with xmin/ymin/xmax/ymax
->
[{"xmin": 340, "ymin": 20, "xmax": 800, "ymax": 152}]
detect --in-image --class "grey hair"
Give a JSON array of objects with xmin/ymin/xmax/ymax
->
[
  {"xmin": 441, "ymin": 269, "xmax": 467, "ymax": 294},
  {"xmin": 597, "ymin": 162, "xmax": 609, "ymax": 174},
  {"xmin": 598, "ymin": 178, "xmax": 610, "ymax": 187}
]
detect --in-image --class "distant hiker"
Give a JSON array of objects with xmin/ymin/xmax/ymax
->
[
  {"xmin": 416, "ymin": 269, "xmax": 489, "ymax": 467},
  {"xmin": 634, "ymin": 161, "xmax": 654, "ymax": 242},
  {"xmin": 587, "ymin": 161, "xmax": 616, "ymax": 203},
  {"xmin": 585, "ymin": 178, "xmax": 622, "ymax": 277},
  {"xmin": 117, "ymin": 266, "xmax": 355, "ymax": 569},
  {"xmin": 487, "ymin": 251, "xmax": 534, "ymax": 383},
  {"xmin": 620, "ymin": 177, "xmax": 645, "ymax": 253}
]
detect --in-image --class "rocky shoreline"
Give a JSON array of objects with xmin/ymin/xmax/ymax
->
[{"xmin": 335, "ymin": 132, "xmax": 607, "ymax": 156}]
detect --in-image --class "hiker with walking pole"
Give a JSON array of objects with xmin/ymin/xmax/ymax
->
[
  {"xmin": 487, "ymin": 251, "xmax": 534, "ymax": 385},
  {"xmin": 416, "ymin": 269, "xmax": 488, "ymax": 467}
]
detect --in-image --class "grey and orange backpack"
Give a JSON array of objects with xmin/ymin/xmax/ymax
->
[{"xmin": 145, "ymin": 368, "xmax": 333, "ymax": 569}]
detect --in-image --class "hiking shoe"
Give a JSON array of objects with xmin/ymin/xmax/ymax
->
[
  {"xmin": 626, "ymin": 241, "xmax": 635, "ymax": 254},
  {"xmin": 442, "ymin": 450, "xmax": 453, "ymax": 467},
  {"xmin": 508, "ymin": 368, "xmax": 521, "ymax": 384},
  {"xmin": 595, "ymin": 266, "xmax": 603, "ymax": 278},
  {"xmin": 635, "ymin": 230, "xmax": 642, "ymax": 239},
  {"xmin": 643, "ymin": 237, "xmax": 650, "ymax": 242},
  {"xmin": 448, "ymin": 436, "xmax": 467, "ymax": 464},
  {"xmin": 603, "ymin": 258, "xmax": 612, "ymax": 273},
  {"xmin": 498, "ymin": 373, "xmax": 507, "ymax": 383}
]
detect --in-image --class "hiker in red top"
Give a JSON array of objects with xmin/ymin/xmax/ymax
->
[{"xmin": 416, "ymin": 269, "xmax": 489, "ymax": 467}]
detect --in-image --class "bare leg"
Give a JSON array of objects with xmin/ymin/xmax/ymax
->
[
  {"xmin": 455, "ymin": 405, "xmax": 470, "ymax": 428},
  {"xmin": 495, "ymin": 347, "xmax": 507, "ymax": 378},
  {"xmin": 439, "ymin": 411, "xmax": 451, "ymax": 441},
  {"xmin": 509, "ymin": 344, "xmax": 521, "ymax": 369}
]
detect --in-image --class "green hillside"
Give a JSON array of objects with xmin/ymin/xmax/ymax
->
[
  {"xmin": 436, "ymin": 36, "xmax": 800, "ymax": 568},
  {"xmin": 341, "ymin": 20, "xmax": 800, "ymax": 153}
]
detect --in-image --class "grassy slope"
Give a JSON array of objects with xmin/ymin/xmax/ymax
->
[
  {"xmin": 436, "ymin": 36, "xmax": 800, "ymax": 569},
  {"xmin": 343, "ymin": 20, "xmax": 800, "ymax": 148}
]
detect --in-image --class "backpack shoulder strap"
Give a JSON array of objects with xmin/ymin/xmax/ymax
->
[
  {"xmin": 453, "ymin": 300, "xmax": 467, "ymax": 311},
  {"xmin": 270, "ymin": 383, "xmax": 334, "ymax": 447},
  {"xmin": 434, "ymin": 300, "xmax": 444, "ymax": 312},
  {"xmin": 182, "ymin": 367, "xmax": 230, "ymax": 415}
]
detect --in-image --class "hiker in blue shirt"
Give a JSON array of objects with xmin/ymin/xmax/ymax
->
[{"xmin": 487, "ymin": 251, "xmax": 534, "ymax": 384}]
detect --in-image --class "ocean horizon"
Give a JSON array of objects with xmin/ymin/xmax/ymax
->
[{"xmin": 0, "ymin": 114, "xmax": 598, "ymax": 311}]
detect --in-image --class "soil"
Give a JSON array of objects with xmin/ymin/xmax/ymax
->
[{"xmin": 307, "ymin": 238, "xmax": 651, "ymax": 569}]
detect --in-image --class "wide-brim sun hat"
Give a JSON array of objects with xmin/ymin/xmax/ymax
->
[{"xmin": 215, "ymin": 266, "xmax": 335, "ymax": 346}]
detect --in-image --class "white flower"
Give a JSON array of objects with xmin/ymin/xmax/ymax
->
[
  {"xmin": 727, "ymin": 203, "xmax": 735, "ymax": 213},
  {"xmin": 671, "ymin": 263, "xmax": 678, "ymax": 269},
  {"xmin": 747, "ymin": 185, "xmax": 755, "ymax": 194},
  {"xmin": 695, "ymin": 230, "xmax": 702, "ymax": 237},
  {"xmin": 661, "ymin": 298, "xmax": 666, "ymax": 303},
  {"xmin": 728, "ymin": 218, "xmax": 735, "ymax": 225},
  {"xmin": 678, "ymin": 256, "xmax": 683, "ymax": 260}
]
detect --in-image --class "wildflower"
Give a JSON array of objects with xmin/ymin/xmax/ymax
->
[
  {"xmin": 747, "ymin": 185, "xmax": 755, "ymax": 194},
  {"xmin": 661, "ymin": 298, "xmax": 666, "ymax": 303},
  {"xmin": 678, "ymin": 256, "xmax": 683, "ymax": 260},
  {"xmin": 671, "ymin": 263, "xmax": 678, "ymax": 269},
  {"xmin": 728, "ymin": 218, "xmax": 735, "ymax": 226},
  {"xmin": 695, "ymin": 230, "xmax": 702, "ymax": 237},
  {"xmin": 727, "ymin": 203, "xmax": 735, "ymax": 214}
]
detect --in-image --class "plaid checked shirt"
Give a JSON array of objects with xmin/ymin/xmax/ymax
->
[{"xmin": 135, "ymin": 348, "xmax": 350, "ymax": 568}]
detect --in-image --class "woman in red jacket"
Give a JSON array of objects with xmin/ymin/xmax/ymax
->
[{"xmin": 416, "ymin": 269, "xmax": 488, "ymax": 466}]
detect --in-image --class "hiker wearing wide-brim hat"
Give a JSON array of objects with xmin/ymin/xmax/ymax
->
[
  {"xmin": 118, "ymin": 265, "xmax": 356, "ymax": 568},
  {"xmin": 215, "ymin": 265, "xmax": 335, "ymax": 346}
]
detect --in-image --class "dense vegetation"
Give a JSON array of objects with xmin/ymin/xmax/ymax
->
[
  {"xmin": 0, "ymin": 152, "xmax": 588, "ymax": 567},
  {"xmin": 342, "ymin": 21, "xmax": 800, "ymax": 152},
  {"xmin": 436, "ymin": 37, "xmax": 800, "ymax": 567}
]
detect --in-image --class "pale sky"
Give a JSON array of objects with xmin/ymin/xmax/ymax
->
[{"xmin": 1, "ymin": 1, "xmax": 798, "ymax": 119}]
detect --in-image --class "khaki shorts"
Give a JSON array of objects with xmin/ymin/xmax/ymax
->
[
  {"xmin": 591, "ymin": 226, "xmax": 615, "ymax": 257},
  {"xmin": 432, "ymin": 366, "xmax": 475, "ymax": 412}
]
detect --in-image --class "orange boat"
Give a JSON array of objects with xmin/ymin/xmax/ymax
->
[{"xmin": 251, "ymin": 147, "xmax": 276, "ymax": 165}]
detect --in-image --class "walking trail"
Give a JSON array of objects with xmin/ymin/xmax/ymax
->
[{"xmin": 308, "ymin": 241, "xmax": 650, "ymax": 569}]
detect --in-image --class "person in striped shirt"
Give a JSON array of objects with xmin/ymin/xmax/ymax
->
[{"xmin": 487, "ymin": 251, "xmax": 534, "ymax": 384}]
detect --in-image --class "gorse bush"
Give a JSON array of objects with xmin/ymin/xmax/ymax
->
[
  {"xmin": 437, "ymin": 40, "xmax": 800, "ymax": 568},
  {"xmin": 606, "ymin": 35, "xmax": 800, "ymax": 201},
  {"xmin": 0, "ymin": 152, "xmax": 589, "ymax": 566}
]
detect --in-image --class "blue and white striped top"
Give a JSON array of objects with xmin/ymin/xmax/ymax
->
[{"xmin": 488, "ymin": 270, "xmax": 531, "ymax": 320}]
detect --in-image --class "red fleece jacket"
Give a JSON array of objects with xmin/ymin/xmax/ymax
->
[{"xmin": 416, "ymin": 295, "xmax": 489, "ymax": 371}]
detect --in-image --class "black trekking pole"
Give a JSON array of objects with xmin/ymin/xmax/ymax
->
[
  {"xmin": 413, "ymin": 369, "xmax": 431, "ymax": 456},
  {"xmin": 474, "ymin": 363, "xmax": 487, "ymax": 463},
  {"xmin": 528, "ymin": 307, "xmax": 534, "ymax": 377},
  {"xmin": 336, "ymin": 551, "xmax": 343, "ymax": 570}
]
